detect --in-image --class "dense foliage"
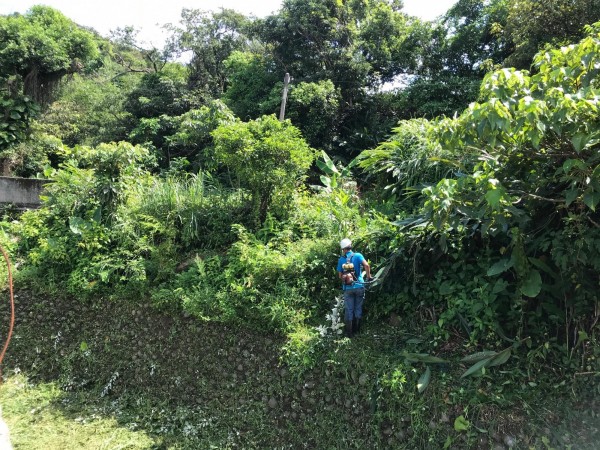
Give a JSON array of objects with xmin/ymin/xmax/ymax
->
[
  {"xmin": 1, "ymin": 3, "xmax": 600, "ymax": 449},
  {"xmin": 0, "ymin": 6, "xmax": 100, "ymax": 104}
]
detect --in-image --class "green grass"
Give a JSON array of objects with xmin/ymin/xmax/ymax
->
[{"xmin": 0, "ymin": 375, "xmax": 154, "ymax": 450}]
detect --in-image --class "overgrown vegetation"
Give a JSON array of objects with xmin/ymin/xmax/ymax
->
[{"xmin": 1, "ymin": 1, "xmax": 600, "ymax": 449}]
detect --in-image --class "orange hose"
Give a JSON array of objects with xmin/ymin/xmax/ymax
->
[{"xmin": 0, "ymin": 244, "xmax": 15, "ymax": 383}]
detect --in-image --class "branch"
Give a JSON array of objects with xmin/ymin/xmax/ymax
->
[
  {"xmin": 588, "ymin": 216, "xmax": 600, "ymax": 228},
  {"xmin": 513, "ymin": 191, "xmax": 565, "ymax": 203}
]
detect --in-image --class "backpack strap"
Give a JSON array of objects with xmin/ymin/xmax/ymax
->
[{"xmin": 346, "ymin": 252, "xmax": 357, "ymax": 279}]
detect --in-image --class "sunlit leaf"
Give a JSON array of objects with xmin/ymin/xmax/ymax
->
[
  {"xmin": 417, "ymin": 366, "xmax": 431, "ymax": 394},
  {"xmin": 443, "ymin": 436, "xmax": 452, "ymax": 449},
  {"xmin": 571, "ymin": 132, "xmax": 590, "ymax": 153},
  {"xmin": 454, "ymin": 415, "xmax": 470, "ymax": 432},
  {"xmin": 319, "ymin": 175, "xmax": 332, "ymax": 188},
  {"xmin": 485, "ymin": 189, "xmax": 503, "ymax": 208},
  {"xmin": 69, "ymin": 216, "xmax": 88, "ymax": 235}
]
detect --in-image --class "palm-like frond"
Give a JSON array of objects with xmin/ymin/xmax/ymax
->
[{"xmin": 357, "ymin": 118, "xmax": 455, "ymax": 199}]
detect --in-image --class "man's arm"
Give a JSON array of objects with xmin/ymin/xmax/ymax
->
[{"xmin": 362, "ymin": 260, "xmax": 371, "ymax": 279}]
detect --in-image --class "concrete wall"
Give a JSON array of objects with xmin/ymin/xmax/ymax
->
[{"xmin": 0, "ymin": 176, "xmax": 45, "ymax": 208}]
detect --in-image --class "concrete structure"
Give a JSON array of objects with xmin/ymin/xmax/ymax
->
[{"xmin": 0, "ymin": 176, "xmax": 45, "ymax": 208}]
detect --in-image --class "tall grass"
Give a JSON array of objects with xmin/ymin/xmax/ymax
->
[{"xmin": 127, "ymin": 172, "xmax": 247, "ymax": 249}]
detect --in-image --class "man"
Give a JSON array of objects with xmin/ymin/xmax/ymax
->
[{"xmin": 337, "ymin": 238, "xmax": 371, "ymax": 338}]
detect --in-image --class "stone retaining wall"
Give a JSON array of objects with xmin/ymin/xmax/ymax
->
[{"xmin": 0, "ymin": 177, "xmax": 45, "ymax": 208}]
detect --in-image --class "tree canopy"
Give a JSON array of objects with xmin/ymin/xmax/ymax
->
[{"xmin": 0, "ymin": 6, "xmax": 100, "ymax": 103}]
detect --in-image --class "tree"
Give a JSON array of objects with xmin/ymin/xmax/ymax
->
[
  {"xmin": 0, "ymin": 6, "xmax": 100, "ymax": 104},
  {"xmin": 419, "ymin": 22, "xmax": 600, "ymax": 336},
  {"xmin": 0, "ymin": 93, "xmax": 39, "ymax": 157},
  {"xmin": 505, "ymin": 0, "xmax": 600, "ymax": 69},
  {"xmin": 167, "ymin": 100, "xmax": 237, "ymax": 171},
  {"xmin": 246, "ymin": 0, "xmax": 427, "ymax": 157},
  {"xmin": 422, "ymin": 0, "xmax": 511, "ymax": 78},
  {"xmin": 286, "ymin": 80, "xmax": 341, "ymax": 151},
  {"xmin": 109, "ymin": 26, "xmax": 172, "ymax": 75},
  {"xmin": 37, "ymin": 68, "xmax": 137, "ymax": 147},
  {"xmin": 123, "ymin": 67, "xmax": 190, "ymax": 120},
  {"xmin": 212, "ymin": 115, "xmax": 315, "ymax": 226},
  {"xmin": 170, "ymin": 8, "xmax": 252, "ymax": 98},
  {"xmin": 404, "ymin": 0, "xmax": 511, "ymax": 118},
  {"xmin": 222, "ymin": 50, "xmax": 281, "ymax": 120},
  {"xmin": 257, "ymin": 0, "xmax": 423, "ymax": 103}
]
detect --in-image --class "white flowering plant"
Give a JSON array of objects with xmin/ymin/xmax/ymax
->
[{"xmin": 315, "ymin": 296, "xmax": 345, "ymax": 338}]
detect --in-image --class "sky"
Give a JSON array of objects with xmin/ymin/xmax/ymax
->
[{"xmin": 0, "ymin": 0, "xmax": 458, "ymax": 47}]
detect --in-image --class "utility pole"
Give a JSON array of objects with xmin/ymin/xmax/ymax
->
[{"xmin": 279, "ymin": 72, "xmax": 291, "ymax": 121}]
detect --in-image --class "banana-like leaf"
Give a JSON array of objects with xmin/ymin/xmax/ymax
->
[
  {"xmin": 460, "ymin": 350, "xmax": 497, "ymax": 363},
  {"xmin": 461, "ymin": 358, "xmax": 490, "ymax": 378},
  {"xmin": 402, "ymin": 352, "xmax": 448, "ymax": 364},
  {"xmin": 461, "ymin": 347, "xmax": 512, "ymax": 377},
  {"xmin": 488, "ymin": 348, "xmax": 511, "ymax": 367}
]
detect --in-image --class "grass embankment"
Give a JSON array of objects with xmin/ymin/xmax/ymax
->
[
  {"xmin": 1, "ymin": 375, "xmax": 153, "ymax": 449},
  {"xmin": 0, "ymin": 291, "xmax": 599, "ymax": 449}
]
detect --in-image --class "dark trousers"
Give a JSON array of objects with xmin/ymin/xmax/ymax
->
[{"xmin": 343, "ymin": 287, "xmax": 365, "ymax": 321}]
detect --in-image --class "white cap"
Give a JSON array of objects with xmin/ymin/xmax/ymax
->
[{"xmin": 340, "ymin": 238, "xmax": 352, "ymax": 249}]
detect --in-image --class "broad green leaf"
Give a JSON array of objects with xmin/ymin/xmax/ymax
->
[
  {"xmin": 562, "ymin": 159, "xmax": 586, "ymax": 173},
  {"xmin": 461, "ymin": 358, "xmax": 490, "ymax": 378},
  {"xmin": 564, "ymin": 187, "xmax": 579, "ymax": 206},
  {"xmin": 487, "ymin": 258, "xmax": 513, "ymax": 276},
  {"xmin": 520, "ymin": 269, "xmax": 542, "ymax": 298},
  {"xmin": 80, "ymin": 341, "xmax": 88, "ymax": 351},
  {"xmin": 92, "ymin": 207, "xmax": 102, "ymax": 223},
  {"xmin": 528, "ymin": 257, "xmax": 556, "ymax": 276},
  {"xmin": 571, "ymin": 132, "xmax": 590, "ymax": 153},
  {"xmin": 454, "ymin": 415, "xmax": 470, "ymax": 432},
  {"xmin": 319, "ymin": 150, "xmax": 338, "ymax": 174},
  {"xmin": 439, "ymin": 281, "xmax": 454, "ymax": 295},
  {"xmin": 485, "ymin": 189, "xmax": 503, "ymax": 208},
  {"xmin": 488, "ymin": 348, "xmax": 511, "ymax": 367},
  {"xmin": 69, "ymin": 216, "xmax": 88, "ymax": 235},
  {"xmin": 417, "ymin": 366, "xmax": 431, "ymax": 394},
  {"xmin": 443, "ymin": 436, "xmax": 452, "ymax": 449},
  {"xmin": 319, "ymin": 175, "xmax": 332, "ymax": 188},
  {"xmin": 583, "ymin": 189, "xmax": 600, "ymax": 211},
  {"xmin": 402, "ymin": 352, "xmax": 448, "ymax": 364},
  {"xmin": 461, "ymin": 350, "xmax": 497, "ymax": 363},
  {"xmin": 316, "ymin": 158, "xmax": 332, "ymax": 175}
]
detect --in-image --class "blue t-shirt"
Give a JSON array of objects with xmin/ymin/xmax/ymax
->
[{"xmin": 337, "ymin": 251, "xmax": 365, "ymax": 290}]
